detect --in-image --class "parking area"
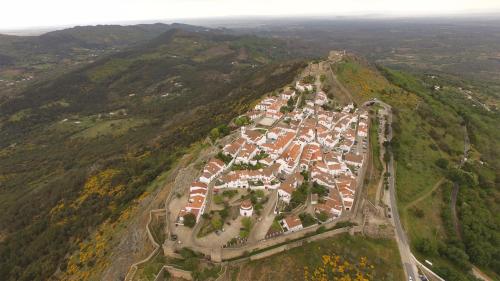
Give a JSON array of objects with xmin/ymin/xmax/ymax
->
[
  {"xmin": 196, "ymin": 216, "xmax": 244, "ymax": 248},
  {"xmin": 258, "ymin": 117, "xmax": 277, "ymax": 127}
]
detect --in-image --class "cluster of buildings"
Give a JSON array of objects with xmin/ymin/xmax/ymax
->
[
  {"xmin": 177, "ymin": 159, "xmax": 225, "ymax": 225},
  {"xmin": 177, "ymin": 77, "xmax": 369, "ymax": 229}
]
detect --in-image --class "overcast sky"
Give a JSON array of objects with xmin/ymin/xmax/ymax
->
[{"xmin": 2, "ymin": 0, "xmax": 500, "ymax": 29}]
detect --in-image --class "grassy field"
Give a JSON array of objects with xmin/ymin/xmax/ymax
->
[
  {"xmin": 334, "ymin": 56, "xmax": 447, "ymax": 206},
  {"xmin": 231, "ymin": 234, "xmax": 404, "ymax": 281},
  {"xmin": 133, "ymin": 252, "xmax": 165, "ymax": 281},
  {"xmin": 70, "ymin": 118, "xmax": 149, "ymax": 139},
  {"xmin": 366, "ymin": 114, "xmax": 383, "ymax": 204},
  {"xmin": 333, "ymin": 56, "xmax": 500, "ymax": 280}
]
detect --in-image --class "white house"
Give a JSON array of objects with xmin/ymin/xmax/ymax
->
[
  {"xmin": 235, "ymin": 143, "xmax": 259, "ymax": 164},
  {"xmin": 177, "ymin": 194, "xmax": 207, "ymax": 225},
  {"xmin": 278, "ymin": 181, "xmax": 294, "ymax": 203},
  {"xmin": 276, "ymin": 141, "xmax": 304, "ymax": 174},
  {"xmin": 199, "ymin": 158, "xmax": 225, "ymax": 184},
  {"xmin": 295, "ymin": 81, "xmax": 313, "ymax": 92},
  {"xmin": 189, "ymin": 181, "xmax": 208, "ymax": 198},
  {"xmin": 281, "ymin": 214, "xmax": 303, "ymax": 232},
  {"xmin": 241, "ymin": 127, "xmax": 266, "ymax": 146},
  {"xmin": 223, "ymin": 138, "xmax": 245, "ymax": 157},
  {"xmin": 281, "ymin": 89, "xmax": 296, "ymax": 100},
  {"xmin": 315, "ymin": 91, "xmax": 328, "ymax": 105},
  {"xmin": 240, "ymin": 200, "xmax": 254, "ymax": 217},
  {"xmin": 255, "ymin": 97, "xmax": 277, "ymax": 111}
]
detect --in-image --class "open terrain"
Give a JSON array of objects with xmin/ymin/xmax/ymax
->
[
  {"xmin": 331, "ymin": 55, "xmax": 500, "ymax": 280},
  {"xmin": 0, "ymin": 17, "xmax": 499, "ymax": 281},
  {"xmin": 0, "ymin": 26, "xmax": 303, "ymax": 281},
  {"xmin": 228, "ymin": 234, "xmax": 404, "ymax": 281}
]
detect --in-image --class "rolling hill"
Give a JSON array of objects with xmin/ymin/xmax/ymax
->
[
  {"xmin": 0, "ymin": 27, "xmax": 304, "ymax": 281},
  {"xmin": 331, "ymin": 55, "xmax": 499, "ymax": 280}
]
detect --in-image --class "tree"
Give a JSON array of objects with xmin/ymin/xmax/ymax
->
[
  {"xmin": 316, "ymin": 211, "xmax": 330, "ymax": 222},
  {"xmin": 435, "ymin": 158, "xmax": 449, "ymax": 169},
  {"xmin": 255, "ymin": 189, "xmax": 265, "ymax": 198},
  {"xmin": 299, "ymin": 212, "xmax": 317, "ymax": 227},
  {"xmin": 213, "ymin": 194, "xmax": 224, "ymax": 205},
  {"xmin": 219, "ymin": 207, "xmax": 229, "ymax": 220},
  {"xmin": 242, "ymin": 217, "xmax": 252, "ymax": 230},
  {"xmin": 234, "ymin": 116, "xmax": 250, "ymax": 126},
  {"xmin": 216, "ymin": 152, "xmax": 232, "ymax": 164},
  {"xmin": 209, "ymin": 128, "xmax": 220, "ymax": 141},
  {"xmin": 415, "ymin": 238, "xmax": 436, "ymax": 256},
  {"xmin": 218, "ymin": 124, "xmax": 230, "ymax": 136},
  {"xmin": 311, "ymin": 181, "xmax": 329, "ymax": 197},
  {"xmin": 183, "ymin": 213, "xmax": 196, "ymax": 228},
  {"xmin": 240, "ymin": 217, "xmax": 253, "ymax": 238},
  {"xmin": 290, "ymin": 186, "xmax": 308, "ymax": 208},
  {"xmin": 211, "ymin": 216, "xmax": 223, "ymax": 230}
]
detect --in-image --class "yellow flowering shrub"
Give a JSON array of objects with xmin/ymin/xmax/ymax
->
[{"xmin": 304, "ymin": 254, "xmax": 374, "ymax": 281}]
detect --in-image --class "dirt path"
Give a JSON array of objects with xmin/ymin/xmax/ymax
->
[
  {"xmin": 404, "ymin": 178, "xmax": 445, "ymax": 211},
  {"xmin": 472, "ymin": 266, "xmax": 494, "ymax": 281},
  {"xmin": 450, "ymin": 183, "xmax": 463, "ymax": 240},
  {"xmin": 324, "ymin": 61, "xmax": 354, "ymax": 103},
  {"xmin": 448, "ymin": 124, "xmax": 469, "ymax": 241}
]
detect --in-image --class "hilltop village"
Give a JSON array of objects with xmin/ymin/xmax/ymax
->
[{"xmin": 168, "ymin": 72, "xmax": 369, "ymax": 247}]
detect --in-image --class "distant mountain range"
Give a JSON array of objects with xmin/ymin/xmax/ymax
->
[{"xmin": 0, "ymin": 23, "xmax": 208, "ymax": 65}]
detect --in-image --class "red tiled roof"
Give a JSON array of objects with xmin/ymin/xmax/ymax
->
[
  {"xmin": 345, "ymin": 153, "xmax": 363, "ymax": 163},
  {"xmin": 284, "ymin": 214, "xmax": 303, "ymax": 229},
  {"xmin": 240, "ymin": 199, "xmax": 253, "ymax": 209}
]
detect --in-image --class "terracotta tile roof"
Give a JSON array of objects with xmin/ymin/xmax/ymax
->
[
  {"xmin": 282, "ymin": 142, "xmax": 302, "ymax": 166},
  {"xmin": 284, "ymin": 214, "xmax": 303, "ymax": 229},
  {"xmin": 316, "ymin": 194, "xmax": 343, "ymax": 214},
  {"xmin": 261, "ymin": 131, "xmax": 294, "ymax": 153},
  {"xmin": 191, "ymin": 181, "xmax": 208, "ymax": 189},
  {"xmin": 345, "ymin": 153, "xmax": 363, "ymax": 164},
  {"xmin": 300, "ymin": 142, "xmax": 322, "ymax": 167},
  {"xmin": 279, "ymin": 180, "xmax": 295, "ymax": 194},
  {"xmin": 223, "ymin": 138, "xmax": 245, "ymax": 156},
  {"xmin": 203, "ymin": 158, "xmax": 225, "ymax": 177},
  {"xmin": 324, "ymin": 151, "xmax": 341, "ymax": 163},
  {"xmin": 188, "ymin": 195, "xmax": 205, "ymax": 209},
  {"xmin": 190, "ymin": 188, "xmax": 207, "ymax": 196},
  {"xmin": 240, "ymin": 199, "xmax": 253, "ymax": 209},
  {"xmin": 239, "ymin": 142, "xmax": 258, "ymax": 158},
  {"xmin": 244, "ymin": 129, "xmax": 265, "ymax": 143}
]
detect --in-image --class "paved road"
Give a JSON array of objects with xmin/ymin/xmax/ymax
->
[
  {"xmin": 248, "ymin": 190, "xmax": 278, "ymax": 243},
  {"xmin": 363, "ymin": 100, "xmax": 418, "ymax": 281}
]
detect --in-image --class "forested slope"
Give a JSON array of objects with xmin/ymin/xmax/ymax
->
[{"xmin": 0, "ymin": 28, "xmax": 303, "ymax": 280}]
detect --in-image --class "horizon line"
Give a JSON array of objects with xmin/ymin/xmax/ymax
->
[{"xmin": 1, "ymin": 11, "xmax": 500, "ymax": 33}]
